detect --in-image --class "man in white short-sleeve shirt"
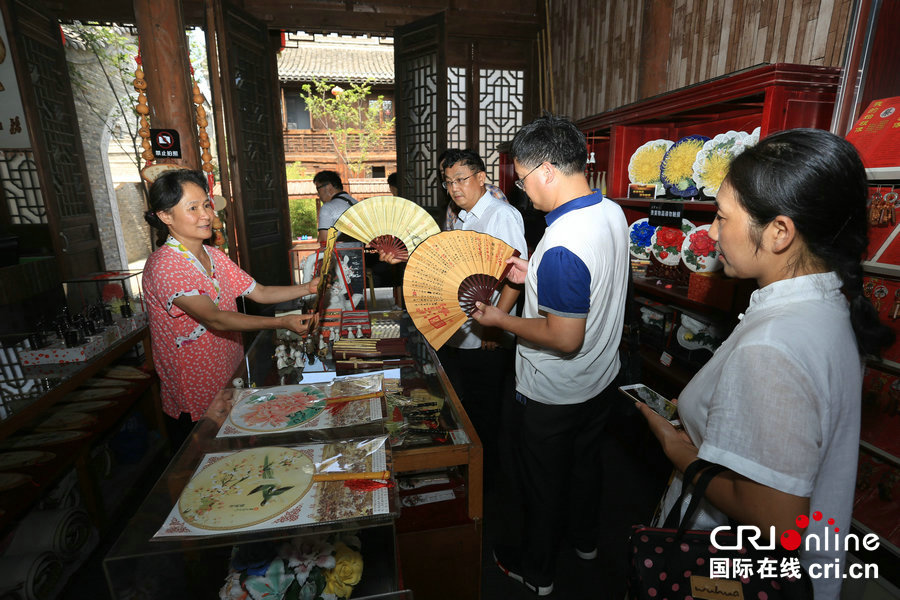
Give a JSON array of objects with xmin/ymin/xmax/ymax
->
[{"xmin": 436, "ymin": 148, "xmax": 528, "ymax": 482}]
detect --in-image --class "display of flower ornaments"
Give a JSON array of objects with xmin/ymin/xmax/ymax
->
[
  {"xmin": 692, "ymin": 127, "xmax": 761, "ymax": 197},
  {"xmin": 219, "ymin": 532, "xmax": 364, "ymax": 600},
  {"xmin": 680, "ymin": 225, "xmax": 721, "ymax": 272},
  {"xmin": 628, "ymin": 218, "xmax": 657, "ymax": 259},
  {"xmin": 660, "ymin": 135, "xmax": 710, "ymax": 197},
  {"xmin": 628, "ymin": 139, "xmax": 674, "ymax": 196},
  {"xmin": 650, "ymin": 220, "xmax": 695, "ymax": 266}
]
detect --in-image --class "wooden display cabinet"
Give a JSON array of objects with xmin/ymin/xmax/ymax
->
[
  {"xmin": 577, "ymin": 63, "xmax": 840, "ymax": 397},
  {"xmin": 579, "ymin": 63, "xmax": 841, "ymax": 201}
]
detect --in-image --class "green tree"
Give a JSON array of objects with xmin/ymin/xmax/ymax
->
[
  {"xmin": 289, "ymin": 197, "xmax": 318, "ymax": 238},
  {"xmin": 300, "ymin": 78, "xmax": 394, "ymax": 177},
  {"xmin": 285, "ymin": 161, "xmax": 309, "ymax": 180}
]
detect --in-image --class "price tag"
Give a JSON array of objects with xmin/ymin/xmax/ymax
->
[{"xmin": 628, "ymin": 183, "xmax": 658, "ymax": 199}]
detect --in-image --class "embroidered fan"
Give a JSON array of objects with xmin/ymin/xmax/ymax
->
[
  {"xmin": 333, "ymin": 195, "xmax": 439, "ymax": 261},
  {"xmin": 403, "ymin": 230, "xmax": 520, "ymax": 350}
]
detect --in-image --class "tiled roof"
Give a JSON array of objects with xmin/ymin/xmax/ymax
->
[{"xmin": 278, "ymin": 32, "xmax": 394, "ymax": 84}]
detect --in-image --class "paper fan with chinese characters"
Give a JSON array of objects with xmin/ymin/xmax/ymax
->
[
  {"xmin": 334, "ymin": 196, "xmax": 439, "ymax": 261},
  {"xmin": 403, "ymin": 230, "xmax": 520, "ymax": 350}
]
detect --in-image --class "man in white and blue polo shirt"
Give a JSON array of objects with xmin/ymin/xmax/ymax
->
[{"xmin": 473, "ymin": 114, "xmax": 629, "ymax": 596}]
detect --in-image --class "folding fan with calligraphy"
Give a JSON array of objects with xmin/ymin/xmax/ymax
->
[
  {"xmin": 403, "ymin": 230, "xmax": 520, "ymax": 350},
  {"xmin": 333, "ymin": 195, "xmax": 439, "ymax": 261}
]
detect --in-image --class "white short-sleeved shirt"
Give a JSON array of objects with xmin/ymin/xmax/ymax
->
[
  {"xmin": 656, "ymin": 272, "xmax": 862, "ymax": 600},
  {"xmin": 447, "ymin": 190, "xmax": 528, "ymax": 349},
  {"xmin": 515, "ymin": 191, "xmax": 629, "ymax": 404}
]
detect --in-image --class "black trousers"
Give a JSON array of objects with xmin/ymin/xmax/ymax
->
[{"xmin": 501, "ymin": 379, "xmax": 618, "ymax": 585}]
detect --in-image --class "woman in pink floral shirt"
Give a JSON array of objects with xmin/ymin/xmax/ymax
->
[{"xmin": 143, "ymin": 170, "xmax": 317, "ymax": 445}]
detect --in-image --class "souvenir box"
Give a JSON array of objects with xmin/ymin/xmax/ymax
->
[
  {"xmin": 63, "ymin": 270, "xmax": 144, "ymax": 317},
  {"xmin": 114, "ymin": 311, "xmax": 148, "ymax": 336},
  {"xmin": 634, "ymin": 296, "xmax": 677, "ymax": 349},
  {"xmin": 341, "ymin": 310, "xmax": 372, "ymax": 338},
  {"xmin": 17, "ymin": 326, "xmax": 121, "ymax": 366},
  {"xmin": 665, "ymin": 309, "xmax": 725, "ymax": 368}
]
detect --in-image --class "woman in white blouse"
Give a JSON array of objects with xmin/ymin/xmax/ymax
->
[{"xmin": 638, "ymin": 128, "xmax": 893, "ymax": 600}]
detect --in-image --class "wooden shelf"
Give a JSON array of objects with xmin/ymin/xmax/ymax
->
[
  {"xmin": 860, "ymin": 440, "xmax": 900, "ymax": 469},
  {"xmin": 0, "ymin": 327, "xmax": 152, "ymax": 441},
  {"xmin": 862, "ymin": 261, "xmax": 900, "ymax": 278},
  {"xmin": 866, "ymin": 166, "xmax": 900, "ymax": 181},
  {"xmin": 579, "ymin": 63, "xmax": 841, "ymax": 199},
  {"xmin": 613, "ymin": 197, "xmax": 717, "ymax": 211},
  {"xmin": 632, "ymin": 274, "xmax": 734, "ymax": 320}
]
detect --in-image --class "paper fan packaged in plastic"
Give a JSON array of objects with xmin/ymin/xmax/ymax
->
[
  {"xmin": 403, "ymin": 230, "xmax": 520, "ymax": 350},
  {"xmin": 334, "ymin": 195, "xmax": 439, "ymax": 261}
]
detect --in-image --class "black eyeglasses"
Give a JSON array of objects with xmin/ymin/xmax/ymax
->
[
  {"xmin": 441, "ymin": 173, "xmax": 479, "ymax": 190},
  {"xmin": 315, "ymin": 184, "xmax": 328, "ymax": 191},
  {"xmin": 514, "ymin": 163, "xmax": 551, "ymax": 190}
]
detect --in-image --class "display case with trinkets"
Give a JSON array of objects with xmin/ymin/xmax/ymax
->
[{"xmin": 229, "ymin": 308, "xmax": 484, "ymax": 599}]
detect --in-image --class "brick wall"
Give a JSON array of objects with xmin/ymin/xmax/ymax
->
[
  {"xmin": 115, "ymin": 182, "xmax": 154, "ymax": 263},
  {"xmin": 66, "ymin": 47, "xmax": 130, "ymax": 269}
]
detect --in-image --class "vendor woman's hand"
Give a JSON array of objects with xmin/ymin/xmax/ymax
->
[
  {"xmin": 205, "ymin": 388, "xmax": 234, "ymax": 426},
  {"xmin": 281, "ymin": 312, "xmax": 317, "ymax": 335},
  {"xmin": 305, "ymin": 276, "xmax": 322, "ymax": 295}
]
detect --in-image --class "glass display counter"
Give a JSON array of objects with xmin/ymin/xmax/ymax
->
[
  {"xmin": 103, "ymin": 317, "xmax": 409, "ymax": 598},
  {"xmin": 103, "ymin": 308, "xmax": 483, "ymax": 599}
]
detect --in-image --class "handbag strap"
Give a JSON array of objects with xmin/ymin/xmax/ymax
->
[
  {"xmin": 677, "ymin": 463, "xmax": 727, "ymax": 533},
  {"xmin": 662, "ymin": 459, "xmax": 727, "ymax": 530}
]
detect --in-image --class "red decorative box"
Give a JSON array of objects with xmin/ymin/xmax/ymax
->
[{"xmin": 687, "ymin": 271, "xmax": 735, "ymax": 311}]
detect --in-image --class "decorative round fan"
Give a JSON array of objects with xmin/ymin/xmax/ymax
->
[
  {"xmin": 403, "ymin": 230, "xmax": 520, "ymax": 350},
  {"xmin": 334, "ymin": 195, "xmax": 439, "ymax": 261}
]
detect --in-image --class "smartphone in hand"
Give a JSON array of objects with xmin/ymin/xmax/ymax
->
[{"xmin": 619, "ymin": 383, "xmax": 678, "ymax": 421}]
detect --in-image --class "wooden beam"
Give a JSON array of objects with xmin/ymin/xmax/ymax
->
[
  {"xmin": 50, "ymin": 1, "xmax": 540, "ymax": 34},
  {"xmin": 133, "ymin": 0, "xmax": 201, "ymax": 169}
]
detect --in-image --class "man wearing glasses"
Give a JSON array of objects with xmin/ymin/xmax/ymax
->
[
  {"xmin": 473, "ymin": 115, "xmax": 629, "ymax": 596},
  {"xmin": 437, "ymin": 148, "xmax": 528, "ymax": 483},
  {"xmin": 314, "ymin": 170, "xmax": 358, "ymax": 244}
]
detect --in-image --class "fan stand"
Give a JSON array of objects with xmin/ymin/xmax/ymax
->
[{"xmin": 313, "ymin": 246, "xmax": 359, "ymax": 311}]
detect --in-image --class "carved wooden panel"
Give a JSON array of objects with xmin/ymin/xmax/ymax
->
[
  {"xmin": 7, "ymin": 0, "xmax": 102, "ymax": 278},
  {"xmin": 219, "ymin": 1, "xmax": 290, "ymax": 286}
]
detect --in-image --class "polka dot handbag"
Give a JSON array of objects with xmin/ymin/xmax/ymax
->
[{"xmin": 626, "ymin": 459, "xmax": 813, "ymax": 600}]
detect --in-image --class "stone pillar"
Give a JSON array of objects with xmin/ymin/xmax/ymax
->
[{"xmin": 132, "ymin": 0, "xmax": 200, "ymax": 169}]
